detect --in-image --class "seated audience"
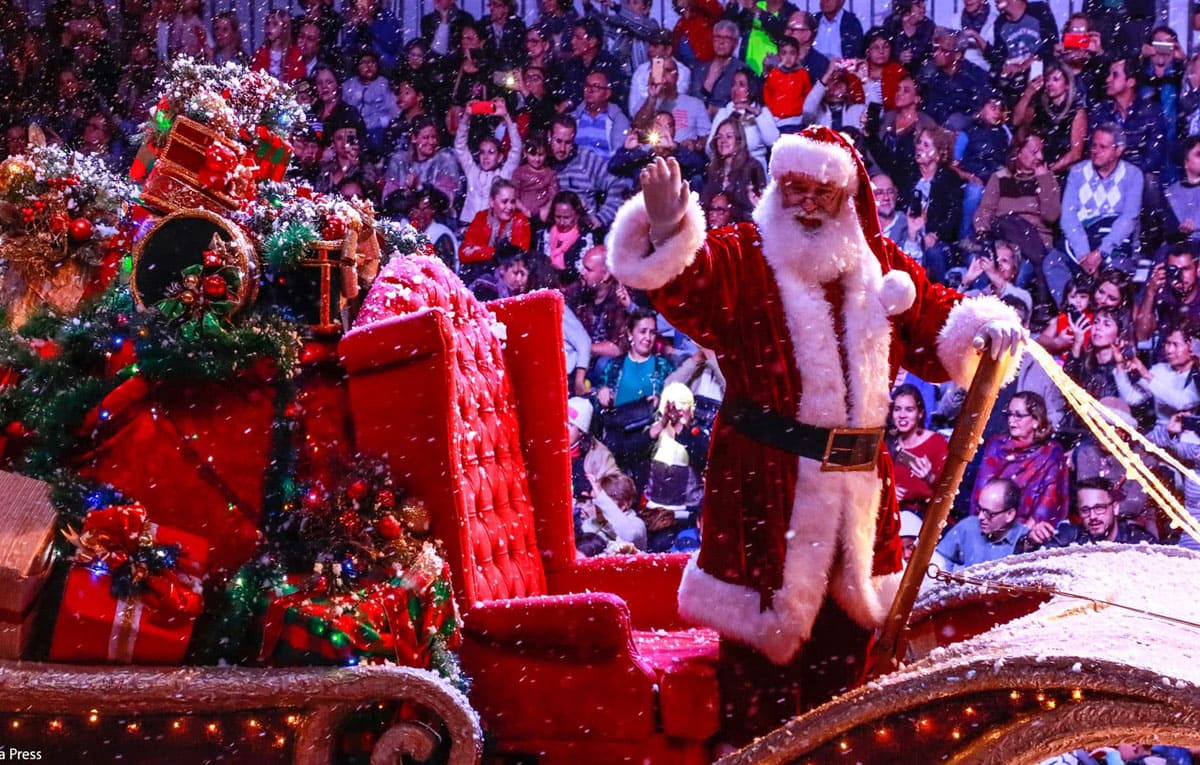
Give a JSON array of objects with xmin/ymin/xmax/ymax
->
[
  {"xmin": 971, "ymin": 391, "xmax": 1070, "ymax": 526},
  {"xmin": 1017, "ymin": 477, "xmax": 1157, "ymax": 551},
  {"xmin": 888, "ymin": 383, "xmax": 949, "ymax": 518},
  {"xmin": 935, "ymin": 477, "xmax": 1029, "ymax": 571}
]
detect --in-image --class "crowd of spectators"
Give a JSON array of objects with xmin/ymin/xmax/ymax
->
[{"xmin": 8, "ymin": 0, "xmax": 1200, "ymax": 579}]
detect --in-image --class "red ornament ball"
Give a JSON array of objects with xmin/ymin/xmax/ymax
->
[
  {"xmin": 202, "ymin": 274, "xmax": 228, "ymax": 300},
  {"xmin": 376, "ymin": 514, "xmax": 402, "ymax": 540},
  {"xmin": 203, "ymin": 249, "xmax": 223, "ymax": 269},
  {"xmin": 68, "ymin": 218, "xmax": 93, "ymax": 242},
  {"xmin": 4, "ymin": 421, "xmax": 28, "ymax": 438},
  {"xmin": 322, "ymin": 217, "xmax": 347, "ymax": 240},
  {"xmin": 346, "ymin": 479, "xmax": 370, "ymax": 501},
  {"xmin": 49, "ymin": 212, "xmax": 70, "ymax": 234}
]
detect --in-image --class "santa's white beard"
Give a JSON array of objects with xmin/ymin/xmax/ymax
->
[{"xmin": 753, "ymin": 184, "xmax": 871, "ymax": 286}]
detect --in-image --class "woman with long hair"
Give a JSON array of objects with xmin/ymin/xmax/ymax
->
[
  {"xmin": 309, "ymin": 65, "xmax": 367, "ymax": 142},
  {"xmin": 1013, "ymin": 59, "xmax": 1087, "ymax": 176},
  {"xmin": 459, "ymin": 178, "xmax": 532, "ymax": 283},
  {"xmin": 250, "ymin": 9, "xmax": 305, "ymax": 82},
  {"xmin": 971, "ymin": 391, "xmax": 1070, "ymax": 526},
  {"xmin": 699, "ymin": 116, "xmax": 767, "ymax": 222},
  {"xmin": 706, "ymin": 70, "xmax": 779, "ymax": 171},
  {"xmin": 530, "ymin": 190, "xmax": 594, "ymax": 289},
  {"xmin": 210, "ymin": 11, "xmax": 246, "ymax": 65},
  {"xmin": 1062, "ymin": 306, "xmax": 1148, "ymax": 427},
  {"xmin": 381, "ymin": 114, "xmax": 462, "ymax": 218},
  {"xmin": 887, "ymin": 383, "xmax": 948, "ymax": 518}
]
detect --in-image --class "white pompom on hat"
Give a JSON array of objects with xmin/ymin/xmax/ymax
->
[{"xmin": 567, "ymin": 396, "xmax": 594, "ymax": 433}]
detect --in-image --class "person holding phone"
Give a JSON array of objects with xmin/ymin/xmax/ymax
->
[
  {"xmin": 1140, "ymin": 26, "xmax": 1187, "ymax": 177},
  {"xmin": 886, "ymin": 383, "xmax": 947, "ymax": 517},
  {"xmin": 1129, "ymin": 321, "xmax": 1200, "ymax": 427},
  {"xmin": 1012, "ymin": 58, "xmax": 1089, "ymax": 175}
]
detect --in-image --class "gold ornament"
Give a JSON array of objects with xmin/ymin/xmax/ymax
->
[
  {"xmin": 397, "ymin": 498, "xmax": 430, "ymax": 537},
  {"xmin": 0, "ymin": 157, "xmax": 35, "ymax": 194}
]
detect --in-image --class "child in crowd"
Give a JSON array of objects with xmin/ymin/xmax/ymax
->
[
  {"xmin": 250, "ymin": 9, "xmax": 305, "ymax": 83},
  {"xmin": 469, "ymin": 242, "xmax": 531, "ymax": 302},
  {"xmin": 512, "ymin": 133, "xmax": 559, "ymax": 227},
  {"xmin": 342, "ymin": 50, "xmax": 397, "ymax": 158},
  {"xmin": 762, "ymin": 38, "xmax": 811, "ymax": 134},
  {"xmin": 954, "ymin": 95, "xmax": 1011, "ymax": 236},
  {"xmin": 455, "ymin": 98, "xmax": 522, "ymax": 226},
  {"xmin": 641, "ymin": 382, "xmax": 704, "ymax": 552},
  {"xmin": 577, "ymin": 472, "xmax": 647, "ymax": 555},
  {"xmin": 1038, "ymin": 276, "xmax": 1094, "ymax": 356}
]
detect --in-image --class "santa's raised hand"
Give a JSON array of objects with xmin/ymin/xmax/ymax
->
[{"xmin": 640, "ymin": 157, "xmax": 691, "ymax": 246}]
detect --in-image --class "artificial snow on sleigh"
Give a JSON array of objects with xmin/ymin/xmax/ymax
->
[{"xmin": 721, "ymin": 544, "xmax": 1200, "ymax": 765}]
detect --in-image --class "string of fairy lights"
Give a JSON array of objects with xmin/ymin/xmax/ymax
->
[
  {"xmin": 0, "ymin": 709, "xmax": 298, "ymax": 750},
  {"xmin": 1025, "ymin": 342, "xmax": 1200, "ymax": 545}
]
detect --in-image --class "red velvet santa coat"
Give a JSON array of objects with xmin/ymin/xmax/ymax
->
[{"xmin": 607, "ymin": 171, "xmax": 1016, "ymax": 664}]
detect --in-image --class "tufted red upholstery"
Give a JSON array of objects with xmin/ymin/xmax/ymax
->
[
  {"xmin": 346, "ymin": 255, "xmax": 546, "ymax": 604},
  {"xmin": 340, "ymin": 255, "xmax": 720, "ymax": 764}
]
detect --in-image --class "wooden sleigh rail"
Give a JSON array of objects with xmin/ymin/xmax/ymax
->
[{"xmin": 0, "ymin": 660, "xmax": 483, "ymax": 765}]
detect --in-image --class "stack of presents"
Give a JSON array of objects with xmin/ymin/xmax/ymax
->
[{"xmin": 0, "ymin": 59, "xmax": 459, "ymax": 678}]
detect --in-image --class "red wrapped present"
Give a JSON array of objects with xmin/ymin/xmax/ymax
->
[
  {"xmin": 0, "ymin": 472, "xmax": 58, "ymax": 659},
  {"xmin": 49, "ymin": 504, "xmax": 206, "ymax": 664},
  {"xmin": 73, "ymin": 370, "xmax": 277, "ymax": 574},
  {"xmin": 249, "ymin": 126, "xmax": 292, "ymax": 183},
  {"xmin": 141, "ymin": 116, "xmax": 244, "ymax": 214},
  {"xmin": 258, "ymin": 548, "xmax": 460, "ymax": 669}
]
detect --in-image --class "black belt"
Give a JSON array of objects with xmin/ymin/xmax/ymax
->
[{"xmin": 725, "ymin": 400, "xmax": 884, "ymax": 472}]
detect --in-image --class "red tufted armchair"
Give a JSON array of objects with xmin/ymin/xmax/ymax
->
[{"xmin": 338, "ymin": 256, "xmax": 720, "ymax": 764}]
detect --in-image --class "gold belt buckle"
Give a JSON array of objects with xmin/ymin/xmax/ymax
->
[{"xmin": 821, "ymin": 427, "xmax": 884, "ymax": 472}]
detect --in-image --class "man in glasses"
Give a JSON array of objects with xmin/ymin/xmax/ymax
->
[
  {"xmin": 934, "ymin": 478, "xmax": 1028, "ymax": 572},
  {"xmin": 1018, "ymin": 476, "xmax": 1156, "ymax": 551},
  {"xmin": 609, "ymin": 127, "xmax": 1024, "ymax": 743}
]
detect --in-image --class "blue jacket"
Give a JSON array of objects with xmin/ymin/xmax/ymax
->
[{"xmin": 1090, "ymin": 96, "xmax": 1168, "ymax": 175}]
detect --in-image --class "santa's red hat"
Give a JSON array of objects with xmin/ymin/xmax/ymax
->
[
  {"xmin": 767, "ymin": 126, "xmax": 913, "ymax": 315},
  {"xmin": 768, "ymin": 127, "xmax": 888, "ymax": 255}
]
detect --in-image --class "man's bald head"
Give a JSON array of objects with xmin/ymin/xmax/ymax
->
[{"xmin": 581, "ymin": 245, "xmax": 612, "ymax": 287}]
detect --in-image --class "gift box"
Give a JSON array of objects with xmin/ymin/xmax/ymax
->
[
  {"xmin": 73, "ymin": 372, "xmax": 276, "ymax": 574},
  {"xmin": 0, "ymin": 472, "xmax": 58, "ymax": 659},
  {"xmin": 141, "ymin": 116, "xmax": 244, "ymax": 215},
  {"xmin": 250, "ymin": 126, "xmax": 292, "ymax": 183},
  {"xmin": 49, "ymin": 504, "xmax": 206, "ymax": 664},
  {"xmin": 258, "ymin": 557, "xmax": 459, "ymax": 669}
]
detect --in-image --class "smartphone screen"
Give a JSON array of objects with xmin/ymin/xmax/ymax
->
[
  {"xmin": 1029, "ymin": 59, "xmax": 1043, "ymax": 80},
  {"xmin": 650, "ymin": 57, "xmax": 665, "ymax": 84}
]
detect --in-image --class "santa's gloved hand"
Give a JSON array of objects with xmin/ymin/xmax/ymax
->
[
  {"xmin": 640, "ymin": 156, "xmax": 691, "ymax": 246},
  {"xmin": 973, "ymin": 320, "xmax": 1027, "ymax": 360}
]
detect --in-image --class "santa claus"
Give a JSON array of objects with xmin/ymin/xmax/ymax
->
[{"xmin": 607, "ymin": 126, "xmax": 1023, "ymax": 742}]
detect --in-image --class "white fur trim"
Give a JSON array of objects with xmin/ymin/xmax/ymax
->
[
  {"xmin": 935, "ymin": 295, "xmax": 1022, "ymax": 388},
  {"xmin": 605, "ymin": 192, "xmax": 706, "ymax": 291},
  {"xmin": 678, "ymin": 462, "xmax": 904, "ymax": 664},
  {"xmin": 879, "ymin": 271, "xmax": 916, "ymax": 316},
  {"xmin": 767, "ymin": 134, "xmax": 859, "ymax": 191}
]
